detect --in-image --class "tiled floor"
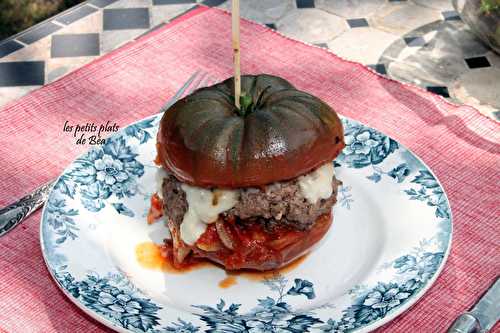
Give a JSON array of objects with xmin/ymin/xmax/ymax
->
[
  {"xmin": 51, "ymin": 33, "xmax": 100, "ymax": 57},
  {"xmin": 0, "ymin": 61, "xmax": 45, "ymax": 87},
  {"xmin": 0, "ymin": 0, "xmax": 499, "ymax": 120}
]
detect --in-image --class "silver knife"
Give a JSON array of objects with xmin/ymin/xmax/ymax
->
[
  {"xmin": 0, "ymin": 70, "xmax": 207, "ymax": 237},
  {"xmin": 447, "ymin": 277, "xmax": 500, "ymax": 333}
]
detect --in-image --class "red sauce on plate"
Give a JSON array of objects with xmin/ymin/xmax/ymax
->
[
  {"xmin": 135, "ymin": 241, "xmax": 310, "ymax": 288},
  {"xmin": 139, "ymin": 202, "xmax": 330, "ymax": 287},
  {"xmin": 192, "ymin": 213, "xmax": 331, "ymax": 271},
  {"xmin": 147, "ymin": 193, "xmax": 163, "ymax": 224},
  {"xmin": 135, "ymin": 242, "xmax": 211, "ymax": 273},
  {"xmin": 218, "ymin": 276, "xmax": 238, "ymax": 289}
]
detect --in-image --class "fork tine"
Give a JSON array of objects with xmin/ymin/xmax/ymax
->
[
  {"xmin": 190, "ymin": 71, "xmax": 209, "ymax": 92},
  {"xmin": 176, "ymin": 70, "xmax": 202, "ymax": 99},
  {"xmin": 159, "ymin": 71, "xmax": 201, "ymax": 113},
  {"xmin": 158, "ymin": 71, "xmax": 221, "ymax": 114},
  {"xmin": 205, "ymin": 73, "xmax": 218, "ymax": 87},
  {"xmin": 196, "ymin": 74, "xmax": 210, "ymax": 91}
]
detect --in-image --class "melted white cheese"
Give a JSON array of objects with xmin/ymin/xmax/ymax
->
[
  {"xmin": 155, "ymin": 167, "xmax": 169, "ymax": 199},
  {"xmin": 177, "ymin": 163, "xmax": 334, "ymax": 244},
  {"xmin": 180, "ymin": 184, "xmax": 239, "ymax": 245},
  {"xmin": 297, "ymin": 163, "xmax": 335, "ymax": 204}
]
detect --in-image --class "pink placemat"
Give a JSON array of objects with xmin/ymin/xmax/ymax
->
[{"xmin": 0, "ymin": 6, "xmax": 499, "ymax": 332}]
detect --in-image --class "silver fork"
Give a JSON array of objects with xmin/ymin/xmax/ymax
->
[{"xmin": 0, "ymin": 71, "xmax": 215, "ymax": 237}]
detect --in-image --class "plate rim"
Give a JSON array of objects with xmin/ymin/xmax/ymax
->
[
  {"xmin": 40, "ymin": 249, "xmax": 132, "ymax": 333},
  {"xmin": 358, "ymin": 123, "xmax": 454, "ymax": 331},
  {"xmin": 39, "ymin": 114, "xmax": 453, "ymax": 332}
]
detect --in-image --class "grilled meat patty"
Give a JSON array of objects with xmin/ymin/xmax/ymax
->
[{"xmin": 161, "ymin": 172, "xmax": 341, "ymax": 232}]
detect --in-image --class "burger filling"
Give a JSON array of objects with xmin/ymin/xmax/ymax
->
[{"xmin": 153, "ymin": 162, "xmax": 341, "ymax": 268}]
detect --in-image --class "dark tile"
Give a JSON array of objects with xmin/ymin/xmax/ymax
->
[
  {"xmin": 55, "ymin": 5, "xmax": 98, "ymax": 25},
  {"xmin": 314, "ymin": 43, "xmax": 328, "ymax": 48},
  {"xmin": 368, "ymin": 64, "xmax": 387, "ymax": 75},
  {"xmin": 265, "ymin": 23, "xmax": 277, "ymax": 30},
  {"xmin": 347, "ymin": 18, "xmax": 369, "ymax": 28},
  {"xmin": 51, "ymin": 33, "xmax": 100, "ymax": 58},
  {"xmin": 0, "ymin": 40, "xmax": 24, "ymax": 58},
  {"xmin": 17, "ymin": 22, "xmax": 62, "ymax": 45},
  {"xmin": 442, "ymin": 10, "xmax": 460, "ymax": 21},
  {"xmin": 201, "ymin": 0, "xmax": 227, "ymax": 6},
  {"xmin": 465, "ymin": 56, "xmax": 491, "ymax": 69},
  {"xmin": 426, "ymin": 86, "xmax": 450, "ymax": 98},
  {"xmin": 103, "ymin": 8, "xmax": 150, "ymax": 30},
  {"xmin": 0, "ymin": 61, "xmax": 44, "ymax": 87},
  {"xmin": 404, "ymin": 36, "xmax": 425, "ymax": 47},
  {"xmin": 154, "ymin": 0, "xmax": 196, "ymax": 4},
  {"xmin": 88, "ymin": 0, "xmax": 119, "ymax": 7},
  {"xmin": 296, "ymin": 0, "xmax": 315, "ymax": 8}
]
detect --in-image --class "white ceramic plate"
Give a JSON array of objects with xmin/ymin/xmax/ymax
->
[{"xmin": 41, "ymin": 115, "xmax": 452, "ymax": 333}]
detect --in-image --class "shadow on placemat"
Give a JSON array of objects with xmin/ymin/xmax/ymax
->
[{"xmin": 378, "ymin": 73, "xmax": 500, "ymax": 154}]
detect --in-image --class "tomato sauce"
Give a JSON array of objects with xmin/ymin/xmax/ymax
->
[
  {"xmin": 191, "ymin": 213, "xmax": 332, "ymax": 271},
  {"xmin": 136, "ymin": 241, "xmax": 310, "ymax": 288},
  {"xmin": 138, "ymin": 210, "xmax": 331, "ymax": 287},
  {"xmin": 218, "ymin": 276, "xmax": 238, "ymax": 288},
  {"xmin": 147, "ymin": 193, "xmax": 163, "ymax": 224},
  {"xmin": 135, "ymin": 241, "xmax": 211, "ymax": 273}
]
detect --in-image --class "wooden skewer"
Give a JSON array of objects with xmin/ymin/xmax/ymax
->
[{"xmin": 232, "ymin": 0, "xmax": 241, "ymax": 109}]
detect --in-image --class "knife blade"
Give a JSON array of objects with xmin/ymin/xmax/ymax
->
[{"xmin": 447, "ymin": 277, "xmax": 500, "ymax": 333}]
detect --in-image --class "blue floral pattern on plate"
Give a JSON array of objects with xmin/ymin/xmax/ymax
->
[
  {"xmin": 57, "ymin": 270, "xmax": 162, "ymax": 331},
  {"xmin": 40, "ymin": 116, "xmax": 452, "ymax": 332},
  {"xmin": 338, "ymin": 119, "xmax": 399, "ymax": 169},
  {"xmin": 53, "ymin": 118, "xmax": 155, "ymax": 227}
]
